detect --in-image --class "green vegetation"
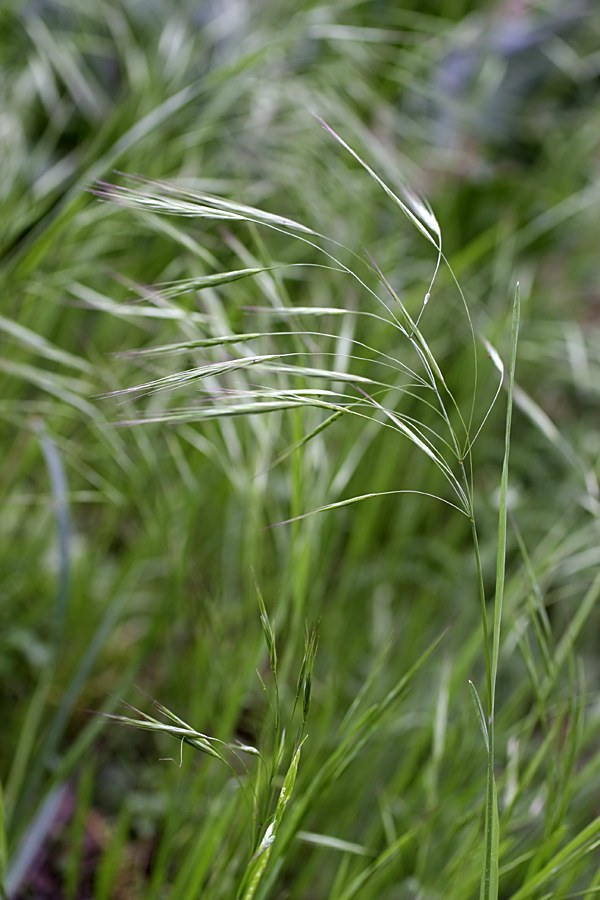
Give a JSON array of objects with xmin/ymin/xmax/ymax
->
[{"xmin": 2, "ymin": 2, "xmax": 600, "ymax": 898}]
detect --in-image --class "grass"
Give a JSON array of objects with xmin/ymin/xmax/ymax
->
[{"xmin": 2, "ymin": 1, "xmax": 600, "ymax": 898}]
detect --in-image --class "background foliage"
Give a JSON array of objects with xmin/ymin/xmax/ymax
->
[{"xmin": 2, "ymin": 1, "xmax": 600, "ymax": 897}]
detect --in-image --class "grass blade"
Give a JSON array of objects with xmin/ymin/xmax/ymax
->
[
  {"xmin": 239, "ymin": 740, "xmax": 306, "ymax": 900},
  {"xmin": 481, "ymin": 283, "xmax": 521, "ymax": 900},
  {"xmin": 469, "ymin": 680, "xmax": 489, "ymax": 753}
]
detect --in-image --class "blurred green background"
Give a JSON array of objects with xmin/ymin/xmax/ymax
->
[{"xmin": 2, "ymin": 0, "xmax": 600, "ymax": 897}]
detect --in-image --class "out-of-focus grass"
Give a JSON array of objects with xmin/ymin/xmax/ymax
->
[{"xmin": 1, "ymin": 1, "xmax": 600, "ymax": 897}]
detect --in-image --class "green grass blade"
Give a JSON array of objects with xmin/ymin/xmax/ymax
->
[
  {"xmin": 481, "ymin": 283, "xmax": 520, "ymax": 900},
  {"xmin": 93, "ymin": 800, "xmax": 131, "ymax": 900},
  {"xmin": 239, "ymin": 740, "xmax": 305, "ymax": 900},
  {"xmin": 508, "ymin": 815, "xmax": 600, "ymax": 900},
  {"xmin": 491, "ymin": 283, "xmax": 521, "ymax": 708},
  {"xmin": 469, "ymin": 680, "xmax": 489, "ymax": 753},
  {"xmin": 313, "ymin": 115, "xmax": 441, "ymax": 249},
  {"xmin": 336, "ymin": 826, "xmax": 421, "ymax": 900}
]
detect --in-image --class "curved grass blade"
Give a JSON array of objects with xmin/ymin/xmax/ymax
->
[
  {"xmin": 263, "ymin": 489, "xmax": 468, "ymax": 530},
  {"xmin": 469, "ymin": 680, "xmax": 489, "ymax": 753}
]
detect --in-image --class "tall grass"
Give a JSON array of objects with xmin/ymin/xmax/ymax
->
[{"xmin": 2, "ymin": 1, "xmax": 600, "ymax": 898}]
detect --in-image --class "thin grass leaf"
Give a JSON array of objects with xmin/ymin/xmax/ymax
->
[
  {"xmin": 0, "ymin": 314, "xmax": 92, "ymax": 373},
  {"xmin": 9, "ymin": 75, "xmax": 211, "ymax": 279},
  {"xmin": 481, "ymin": 284, "xmax": 521, "ymax": 900},
  {"xmin": 354, "ymin": 386, "xmax": 470, "ymax": 511},
  {"xmin": 296, "ymin": 831, "xmax": 374, "ymax": 856},
  {"xmin": 0, "ymin": 360, "xmax": 98, "ymax": 419},
  {"xmin": 7, "ymin": 582, "xmax": 134, "ymax": 832},
  {"xmin": 515, "ymin": 628, "xmax": 547, "ymax": 726},
  {"xmin": 68, "ymin": 281, "xmax": 209, "ymax": 324},
  {"xmin": 503, "ymin": 719, "xmax": 562, "ymax": 824},
  {"xmin": 508, "ymin": 815, "xmax": 600, "ymax": 900},
  {"xmin": 25, "ymin": 16, "xmax": 109, "ymax": 123},
  {"xmin": 171, "ymin": 790, "xmax": 241, "ymax": 900},
  {"xmin": 480, "ymin": 777, "xmax": 500, "ymax": 900},
  {"xmin": 491, "ymin": 285, "xmax": 521, "ymax": 707},
  {"xmin": 335, "ymin": 826, "xmax": 421, "ymax": 900},
  {"xmin": 465, "ymin": 335, "xmax": 505, "ymax": 451},
  {"xmin": 512, "ymin": 384, "xmax": 598, "ymax": 499},
  {"xmin": 261, "ymin": 410, "xmax": 344, "ymax": 473},
  {"xmin": 469, "ymin": 680, "xmax": 489, "ymax": 753},
  {"xmin": 543, "ymin": 569, "xmax": 600, "ymax": 701},
  {"xmin": 2, "ymin": 425, "xmax": 72, "ymax": 832},
  {"xmin": 270, "ymin": 627, "xmax": 446, "ymax": 873},
  {"xmin": 313, "ymin": 115, "xmax": 441, "ymax": 248},
  {"xmin": 239, "ymin": 740, "xmax": 306, "ymax": 900},
  {"xmin": 64, "ymin": 762, "xmax": 94, "ymax": 900},
  {"xmin": 264, "ymin": 489, "xmax": 468, "ymax": 530},
  {"xmin": 93, "ymin": 800, "xmax": 130, "ymax": 900},
  {"xmin": 511, "ymin": 512, "xmax": 554, "ymax": 678}
]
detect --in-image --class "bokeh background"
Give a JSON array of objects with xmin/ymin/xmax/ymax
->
[{"xmin": 2, "ymin": 1, "xmax": 600, "ymax": 897}]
